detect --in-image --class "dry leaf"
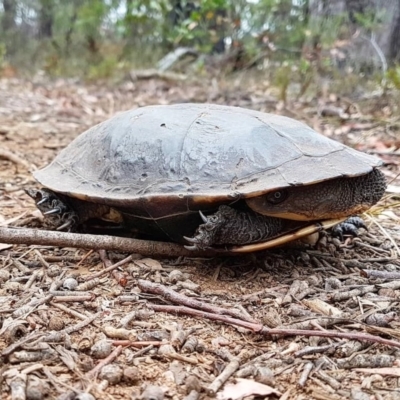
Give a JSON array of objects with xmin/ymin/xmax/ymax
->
[
  {"xmin": 216, "ymin": 378, "xmax": 281, "ymax": 400},
  {"xmin": 134, "ymin": 258, "xmax": 163, "ymax": 270},
  {"xmin": 0, "ymin": 243, "xmax": 12, "ymax": 251}
]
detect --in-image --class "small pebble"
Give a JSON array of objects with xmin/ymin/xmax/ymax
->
[
  {"xmin": 63, "ymin": 277, "xmax": 78, "ymax": 290},
  {"xmin": 140, "ymin": 385, "xmax": 164, "ymax": 400},
  {"xmin": 47, "ymin": 265, "xmax": 61, "ymax": 277},
  {"xmin": 48, "ymin": 316, "xmax": 65, "ymax": 331},
  {"xmin": 26, "ymin": 376, "xmax": 49, "ymax": 400},
  {"xmin": 123, "ymin": 366, "xmax": 140, "ymax": 383},
  {"xmin": 168, "ymin": 270, "xmax": 183, "ymax": 283},
  {"xmin": 90, "ymin": 340, "xmax": 113, "ymax": 359},
  {"xmin": 185, "ymin": 375, "xmax": 202, "ymax": 394},
  {"xmin": 75, "ymin": 393, "xmax": 96, "ymax": 400},
  {"xmin": 0, "ymin": 269, "xmax": 10, "ymax": 282},
  {"xmin": 99, "ymin": 364, "xmax": 123, "ymax": 385},
  {"xmin": 158, "ymin": 344, "xmax": 176, "ymax": 356},
  {"xmin": 3, "ymin": 281, "xmax": 22, "ymax": 293}
]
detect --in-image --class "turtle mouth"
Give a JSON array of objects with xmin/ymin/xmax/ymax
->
[
  {"xmin": 260, "ymin": 211, "xmax": 316, "ymax": 221},
  {"xmin": 261, "ymin": 206, "xmax": 371, "ymax": 222},
  {"xmin": 246, "ymin": 196, "xmax": 341, "ymax": 221},
  {"xmin": 262, "ymin": 197, "xmax": 343, "ymax": 220}
]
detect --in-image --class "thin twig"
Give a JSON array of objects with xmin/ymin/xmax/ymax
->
[
  {"xmin": 365, "ymin": 214, "xmax": 400, "ymax": 257},
  {"xmin": 52, "ymin": 295, "xmax": 95, "ymax": 302},
  {"xmin": 361, "ymin": 269, "xmax": 400, "ymax": 280},
  {"xmin": 0, "ymin": 148, "xmax": 32, "ymax": 170},
  {"xmin": 361, "ymin": 33, "xmax": 387, "ymax": 86},
  {"xmin": 86, "ymin": 345, "xmax": 124, "ymax": 379},
  {"xmin": 58, "ymin": 345, "xmax": 125, "ymax": 400},
  {"xmin": 1, "ymin": 333, "xmax": 43, "ymax": 357},
  {"xmin": 85, "ymin": 253, "xmax": 133, "ymax": 281},
  {"xmin": 207, "ymin": 357, "xmax": 241, "ymax": 395},
  {"xmin": 149, "ymin": 304, "xmax": 400, "ymax": 349},
  {"xmin": 111, "ymin": 341, "xmax": 161, "ymax": 348},
  {"xmin": 138, "ymin": 279, "xmax": 258, "ymax": 323}
]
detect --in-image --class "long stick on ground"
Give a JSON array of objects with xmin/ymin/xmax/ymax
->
[
  {"xmin": 0, "ymin": 227, "xmax": 217, "ymax": 258},
  {"xmin": 149, "ymin": 304, "xmax": 400, "ymax": 349}
]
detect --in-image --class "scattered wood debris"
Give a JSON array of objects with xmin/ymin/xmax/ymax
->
[{"xmin": 1, "ymin": 77, "xmax": 400, "ymax": 399}]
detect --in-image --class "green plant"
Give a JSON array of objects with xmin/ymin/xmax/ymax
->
[
  {"xmin": 386, "ymin": 66, "xmax": 400, "ymax": 90},
  {"xmin": 165, "ymin": 0, "xmax": 229, "ymax": 53},
  {"xmin": 273, "ymin": 62, "xmax": 292, "ymax": 102},
  {"xmin": 0, "ymin": 43, "xmax": 6, "ymax": 67}
]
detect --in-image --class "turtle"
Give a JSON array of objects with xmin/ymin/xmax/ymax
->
[{"xmin": 26, "ymin": 103, "xmax": 386, "ymax": 251}]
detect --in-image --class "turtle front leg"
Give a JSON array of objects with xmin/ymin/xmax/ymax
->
[
  {"xmin": 25, "ymin": 188, "xmax": 78, "ymax": 230},
  {"xmin": 184, "ymin": 205, "xmax": 293, "ymax": 250}
]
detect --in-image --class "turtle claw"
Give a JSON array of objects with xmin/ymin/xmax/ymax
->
[
  {"xmin": 57, "ymin": 219, "xmax": 75, "ymax": 231},
  {"xmin": 183, "ymin": 235, "xmax": 210, "ymax": 251},
  {"xmin": 44, "ymin": 208, "xmax": 62, "ymax": 215},
  {"xmin": 199, "ymin": 210, "xmax": 208, "ymax": 223},
  {"xmin": 37, "ymin": 197, "xmax": 49, "ymax": 206},
  {"xmin": 26, "ymin": 188, "xmax": 78, "ymax": 230},
  {"xmin": 184, "ymin": 244, "xmax": 199, "ymax": 251},
  {"xmin": 183, "ymin": 235, "xmax": 199, "ymax": 244},
  {"xmin": 183, "ymin": 209, "xmax": 226, "ymax": 250}
]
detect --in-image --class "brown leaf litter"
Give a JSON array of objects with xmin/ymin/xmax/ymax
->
[{"xmin": 1, "ymin": 76, "xmax": 400, "ymax": 399}]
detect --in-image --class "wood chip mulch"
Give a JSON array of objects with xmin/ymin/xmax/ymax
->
[{"xmin": 1, "ymin": 76, "xmax": 400, "ymax": 400}]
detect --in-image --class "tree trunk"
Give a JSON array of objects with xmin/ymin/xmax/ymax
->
[
  {"xmin": 1, "ymin": 0, "xmax": 18, "ymax": 56},
  {"xmin": 38, "ymin": 0, "xmax": 54, "ymax": 38},
  {"xmin": 308, "ymin": 0, "xmax": 400, "ymax": 67},
  {"xmin": 1, "ymin": 0, "xmax": 16, "ymax": 33},
  {"xmin": 389, "ymin": 3, "xmax": 400, "ymax": 62}
]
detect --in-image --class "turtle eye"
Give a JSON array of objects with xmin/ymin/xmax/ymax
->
[{"xmin": 266, "ymin": 189, "xmax": 288, "ymax": 205}]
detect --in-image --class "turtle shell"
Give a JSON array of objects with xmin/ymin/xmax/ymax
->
[{"xmin": 34, "ymin": 103, "xmax": 382, "ymax": 221}]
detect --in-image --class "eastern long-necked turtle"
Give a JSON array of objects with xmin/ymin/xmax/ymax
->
[{"xmin": 26, "ymin": 104, "xmax": 386, "ymax": 251}]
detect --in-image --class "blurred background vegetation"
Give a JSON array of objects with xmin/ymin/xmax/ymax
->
[{"xmin": 1, "ymin": 0, "xmax": 400, "ymax": 91}]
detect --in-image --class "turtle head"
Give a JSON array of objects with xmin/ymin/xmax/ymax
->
[{"xmin": 245, "ymin": 168, "xmax": 386, "ymax": 221}]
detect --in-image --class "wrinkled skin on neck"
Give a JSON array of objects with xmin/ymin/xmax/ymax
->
[{"xmin": 246, "ymin": 169, "xmax": 386, "ymax": 221}]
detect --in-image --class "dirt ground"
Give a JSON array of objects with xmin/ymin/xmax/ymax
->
[{"xmin": 1, "ymin": 75, "xmax": 400, "ymax": 400}]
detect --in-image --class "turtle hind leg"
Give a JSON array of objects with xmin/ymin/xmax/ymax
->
[
  {"xmin": 25, "ymin": 188, "xmax": 78, "ymax": 230},
  {"xmin": 184, "ymin": 205, "xmax": 293, "ymax": 250}
]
